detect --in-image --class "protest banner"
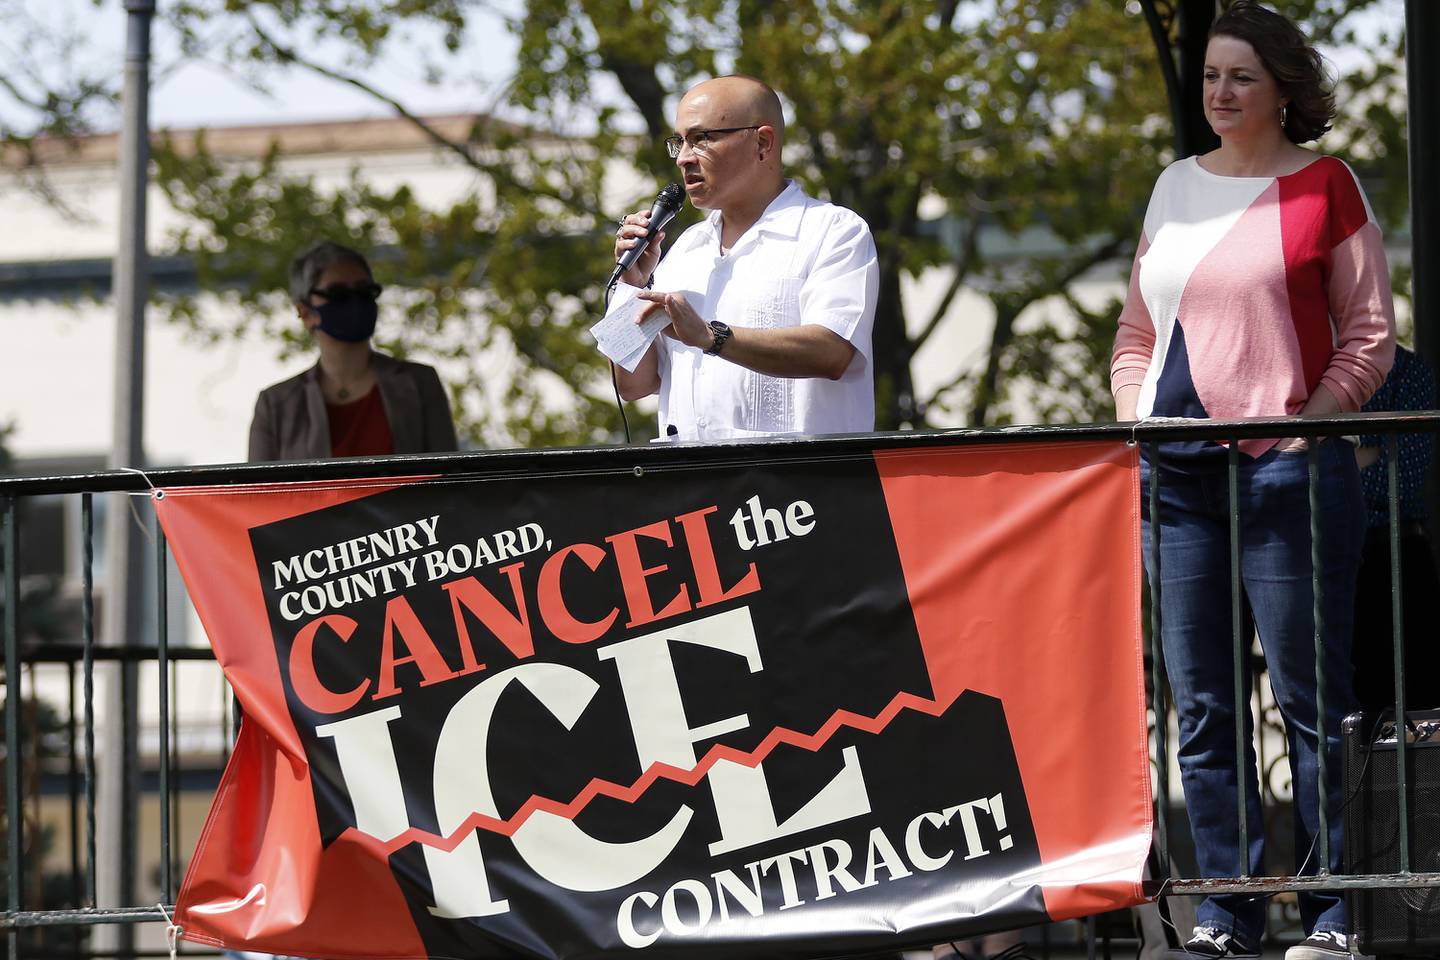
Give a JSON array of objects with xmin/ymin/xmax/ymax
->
[{"xmin": 157, "ymin": 438, "xmax": 1149, "ymax": 959}]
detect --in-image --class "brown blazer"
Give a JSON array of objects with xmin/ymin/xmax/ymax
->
[{"xmin": 247, "ymin": 352, "xmax": 459, "ymax": 461}]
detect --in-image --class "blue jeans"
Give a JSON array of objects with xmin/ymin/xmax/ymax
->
[{"xmin": 1141, "ymin": 441, "xmax": 1363, "ymax": 945}]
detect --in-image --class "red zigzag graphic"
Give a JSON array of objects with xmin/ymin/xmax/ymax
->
[{"xmin": 358, "ymin": 688, "xmax": 957, "ymax": 856}]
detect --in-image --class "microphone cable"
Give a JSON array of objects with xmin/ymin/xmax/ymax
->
[{"xmin": 604, "ymin": 278, "xmax": 633, "ymax": 445}]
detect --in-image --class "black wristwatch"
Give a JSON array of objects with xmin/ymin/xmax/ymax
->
[{"xmin": 704, "ymin": 320, "xmax": 732, "ymax": 356}]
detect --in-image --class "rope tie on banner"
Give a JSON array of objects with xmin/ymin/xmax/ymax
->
[
  {"xmin": 1128, "ymin": 415, "xmax": 1157, "ymax": 448},
  {"xmin": 1129, "ymin": 415, "xmax": 1200, "ymax": 448},
  {"xmin": 157, "ymin": 902, "xmax": 182, "ymax": 960},
  {"xmin": 117, "ymin": 464, "xmax": 165, "ymax": 500},
  {"xmin": 115, "ymin": 465, "xmax": 161, "ymax": 545}
]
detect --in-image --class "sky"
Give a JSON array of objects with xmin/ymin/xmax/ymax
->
[{"xmin": 4, "ymin": 0, "xmax": 521, "ymax": 132}]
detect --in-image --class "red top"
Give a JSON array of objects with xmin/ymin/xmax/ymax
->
[{"xmin": 326, "ymin": 386, "xmax": 394, "ymax": 457}]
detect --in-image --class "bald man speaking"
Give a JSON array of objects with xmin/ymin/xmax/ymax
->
[{"xmin": 604, "ymin": 76, "xmax": 880, "ymax": 441}]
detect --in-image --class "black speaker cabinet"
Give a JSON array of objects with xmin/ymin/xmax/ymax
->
[{"xmin": 1343, "ymin": 711, "xmax": 1440, "ymax": 956}]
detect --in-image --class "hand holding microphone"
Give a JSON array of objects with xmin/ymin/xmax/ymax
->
[{"xmin": 610, "ymin": 183, "xmax": 685, "ymax": 288}]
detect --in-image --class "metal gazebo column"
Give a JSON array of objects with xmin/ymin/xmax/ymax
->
[
  {"xmin": 1409, "ymin": 2, "xmax": 1439, "ymax": 373},
  {"xmin": 97, "ymin": 2, "xmax": 155, "ymax": 957},
  {"xmin": 1403, "ymin": 1, "xmax": 1440, "ymax": 556},
  {"xmin": 1139, "ymin": 0, "xmax": 1220, "ymax": 162}
]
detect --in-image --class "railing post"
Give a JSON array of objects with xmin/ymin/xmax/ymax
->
[
  {"xmin": 1386, "ymin": 433, "xmax": 1411, "ymax": 873},
  {"xmin": 1309, "ymin": 442, "xmax": 1330, "ymax": 874},
  {"xmin": 1148, "ymin": 448, "xmax": 1171, "ymax": 878},
  {"xmin": 156, "ymin": 517, "xmax": 172, "ymax": 903},
  {"xmin": 81, "ymin": 493, "xmax": 97, "ymax": 909},
  {"xmin": 4, "ymin": 495, "xmax": 22, "ymax": 959},
  {"xmin": 66, "ymin": 659, "xmax": 80, "ymax": 907},
  {"xmin": 1228, "ymin": 442, "xmax": 1248, "ymax": 877},
  {"xmin": 170, "ymin": 659, "xmax": 183, "ymax": 892}
]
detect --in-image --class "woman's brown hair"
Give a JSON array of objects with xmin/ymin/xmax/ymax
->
[{"xmin": 1211, "ymin": 0, "xmax": 1336, "ymax": 144}]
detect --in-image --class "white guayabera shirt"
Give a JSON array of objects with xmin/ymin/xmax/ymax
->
[{"xmin": 609, "ymin": 181, "xmax": 880, "ymax": 442}]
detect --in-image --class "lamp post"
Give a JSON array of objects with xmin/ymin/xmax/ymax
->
[{"xmin": 99, "ymin": 1, "xmax": 155, "ymax": 954}]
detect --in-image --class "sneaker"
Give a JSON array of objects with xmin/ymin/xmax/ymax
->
[
  {"xmin": 1167, "ymin": 927, "xmax": 1261, "ymax": 960},
  {"xmin": 1284, "ymin": 931, "xmax": 1366, "ymax": 960}
]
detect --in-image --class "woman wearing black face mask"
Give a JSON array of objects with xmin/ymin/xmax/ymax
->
[{"xmin": 247, "ymin": 241, "xmax": 459, "ymax": 461}]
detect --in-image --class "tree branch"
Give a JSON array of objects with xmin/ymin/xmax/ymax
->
[
  {"xmin": 963, "ymin": 234, "xmax": 1126, "ymax": 426},
  {"xmin": 247, "ymin": 17, "xmax": 482, "ymax": 170},
  {"xmin": 937, "ymin": 0, "xmax": 961, "ymax": 31},
  {"xmin": 911, "ymin": 214, "xmax": 981, "ymax": 352},
  {"xmin": 0, "ymin": 72, "xmax": 46, "ymax": 113},
  {"xmin": 243, "ymin": 16, "xmax": 604, "ymax": 219},
  {"xmin": 596, "ymin": 53, "xmax": 668, "ymax": 141}
]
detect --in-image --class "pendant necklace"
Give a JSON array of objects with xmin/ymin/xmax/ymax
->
[
  {"xmin": 326, "ymin": 354, "xmax": 372, "ymax": 402},
  {"xmin": 325, "ymin": 351, "xmax": 371, "ymax": 400},
  {"xmin": 333, "ymin": 372, "xmax": 367, "ymax": 402}
]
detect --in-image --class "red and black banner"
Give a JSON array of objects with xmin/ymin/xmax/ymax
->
[{"xmin": 157, "ymin": 439, "xmax": 1150, "ymax": 960}]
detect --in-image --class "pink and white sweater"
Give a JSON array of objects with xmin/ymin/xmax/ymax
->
[{"xmin": 1111, "ymin": 155, "xmax": 1396, "ymax": 458}]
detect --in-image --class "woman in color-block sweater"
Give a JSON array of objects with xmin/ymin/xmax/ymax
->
[{"xmin": 1109, "ymin": 5, "xmax": 1395, "ymax": 960}]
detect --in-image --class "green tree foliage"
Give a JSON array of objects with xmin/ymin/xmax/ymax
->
[{"xmin": 33, "ymin": 0, "xmax": 1414, "ymax": 440}]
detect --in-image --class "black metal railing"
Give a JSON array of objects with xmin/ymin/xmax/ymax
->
[
  {"xmin": 1134, "ymin": 415, "xmax": 1440, "ymax": 904},
  {"xmin": 2, "ymin": 414, "xmax": 1438, "ymax": 957}
]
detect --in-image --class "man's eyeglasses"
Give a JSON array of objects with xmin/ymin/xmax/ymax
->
[
  {"xmin": 664, "ymin": 126, "xmax": 762, "ymax": 159},
  {"xmin": 309, "ymin": 283, "xmax": 383, "ymax": 303}
]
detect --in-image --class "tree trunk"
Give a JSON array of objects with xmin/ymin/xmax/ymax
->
[
  {"xmin": 840, "ymin": 181, "xmax": 919, "ymax": 430},
  {"xmin": 970, "ymin": 302, "xmax": 1018, "ymax": 427},
  {"xmin": 871, "ymin": 260, "xmax": 915, "ymax": 429}
]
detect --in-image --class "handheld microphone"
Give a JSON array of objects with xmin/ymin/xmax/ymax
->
[{"xmin": 609, "ymin": 183, "xmax": 685, "ymax": 287}]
